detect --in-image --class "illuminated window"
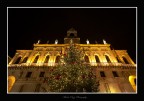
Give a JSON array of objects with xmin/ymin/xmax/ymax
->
[
  {"xmin": 39, "ymin": 72, "xmax": 45, "ymax": 77},
  {"xmin": 55, "ymin": 56, "xmax": 60, "ymax": 63},
  {"xmin": 100, "ymin": 71, "xmax": 106, "ymax": 77},
  {"xmin": 33, "ymin": 55, "xmax": 39, "ymax": 63},
  {"xmin": 122, "ymin": 57, "xmax": 129, "ymax": 64},
  {"xmin": 44, "ymin": 55, "xmax": 50, "ymax": 63},
  {"xmin": 95, "ymin": 55, "xmax": 100, "ymax": 63},
  {"xmin": 84, "ymin": 55, "xmax": 90, "ymax": 63},
  {"xmin": 14, "ymin": 57, "xmax": 21, "ymax": 64},
  {"xmin": 26, "ymin": 72, "xmax": 32, "ymax": 78},
  {"xmin": 22, "ymin": 57, "xmax": 28, "ymax": 63},
  {"xmin": 105, "ymin": 55, "xmax": 111, "ymax": 63},
  {"xmin": 112, "ymin": 71, "xmax": 119, "ymax": 77}
]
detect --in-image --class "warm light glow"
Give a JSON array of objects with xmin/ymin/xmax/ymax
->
[
  {"xmin": 48, "ymin": 59, "xmax": 55, "ymax": 66},
  {"xmin": 90, "ymin": 57, "xmax": 95, "ymax": 66},
  {"xmin": 8, "ymin": 76, "xmax": 15, "ymax": 92},
  {"xmin": 109, "ymin": 86, "xmax": 117, "ymax": 93},
  {"xmin": 37, "ymin": 58, "xmax": 44, "ymax": 66},
  {"xmin": 129, "ymin": 75, "xmax": 136, "ymax": 91},
  {"xmin": 102, "ymin": 58, "xmax": 107, "ymax": 63},
  {"xmin": 27, "ymin": 60, "xmax": 31, "ymax": 63}
]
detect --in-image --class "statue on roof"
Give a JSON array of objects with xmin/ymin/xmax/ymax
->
[
  {"xmin": 86, "ymin": 39, "xmax": 90, "ymax": 44},
  {"xmin": 103, "ymin": 39, "xmax": 107, "ymax": 44},
  {"xmin": 55, "ymin": 39, "xmax": 58, "ymax": 44},
  {"xmin": 37, "ymin": 40, "xmax": 40, "ymax": 44}
]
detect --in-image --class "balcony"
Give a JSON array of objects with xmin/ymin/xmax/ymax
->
[
  {"xmin": 89, "ymin": 62, "xmax": 136, "ymax": 67},
  {"xmin": 8, "ymin": 62, "xmax": 136, "ymax": 68}
]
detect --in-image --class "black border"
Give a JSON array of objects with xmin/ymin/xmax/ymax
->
[{"xmin": 1, "ymin": 0, "xmax": 144, "ymax": 100}]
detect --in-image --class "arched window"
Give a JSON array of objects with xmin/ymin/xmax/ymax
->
[
  {"xmin": 95, "ymin": 55, "xmax": 100, "ymax": 63},
  {"xmin": 44, "ymin": 55, "xmax": 50, "ymax": 63},
  {"xmin": 84, "ymin": 55, "xmax": 90, "ymax": 63},
  {"xmin": 122, "ymin": 57, "xmax": 129, "ymax": 64},
  {"xmin": 105, "ymin": 55, "xmax": 111, "ymax": 63},
  {"xmin": 33, "ymin": 55, "xmax": 39, "ymax": 63},
  {"xmin": 14, "ymin": 57, "xmax": 21, "ymax": 64},
  {"xmin": 22, "ymin": 57, "xmax": 28, "ymax": 63},
  {"xmin": 116, "ymin": 57, "xmax": 121, "ymax": 63},
  {"xmin": 70, "ymin": 33, "xmax": 74, "ymax": 37},
  {"xmin": 55, "ymin": 56, "xmax": 60, "ymax": 63}
]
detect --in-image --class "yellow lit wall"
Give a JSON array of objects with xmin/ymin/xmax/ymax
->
[
  {"xmin": 8, "ymin": 76, "xmax": 15, "ymax": 92},
  {"xmin": 129, "ymin": 75, "xmax": 136, "ymax": 91}
]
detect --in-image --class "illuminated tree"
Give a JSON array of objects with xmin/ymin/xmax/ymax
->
[{"xmin": 45, "ymin": 40, "xmax": 99, "ymax": 92}]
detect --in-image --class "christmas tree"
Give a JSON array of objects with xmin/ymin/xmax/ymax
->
[{"xmin": 44, "ymin": 39, "xmax": 99, "ymax": 92}]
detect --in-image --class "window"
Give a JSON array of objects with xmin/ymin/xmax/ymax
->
[
  {"xmin": 116, "ymin": 57, "xmax": 121, "ymax": 63},
  {"xmin": 84, "ymin": 55, "xmax": 90, "ymax": 63},
  {"xmin": 55, "ymin": 56, "xmax": 60, "ymax": 63},
  {"xmin": 44, "ymin": 55, "xmax": 49, "ymax": 63},
  {"xmin": 39, "ymin": 72, "xmax": 45, "ymax": 77},
  {"xmin": 22, "ymin": 57, "xmax": 28, "ymax": 63},
  {"xmin": 122, "ymin": 57, "xmax": 129, "ymax": 64},
  {"xmin": 105, "ymin": 55, "xmax": 111, "ymax": 63},
  {"xmin": 70, "ymin": 33, "xmax": 75, "ymax": 37},
  {"xmin": 100, "ymin": 71, "xmax": 106, "ymax": 77},
  {"xmin": 112, "ymin": 71, "xmax": 119, "ymax": 77},
  {"xmin": 26, "ymin": 72, "xmax": 32, "ymax": 78},
  {"xmin": 33, "ymin": 55, "xmax": 39, "ymax": 63},
  {"xmin": 14, "ymin": 57, "xmax": 21, "ymax": 64},
  {"xmin": 95, "ymin": 55, "xmax": 100, "ymax": 63}
]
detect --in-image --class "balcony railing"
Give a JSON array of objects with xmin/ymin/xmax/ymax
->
[{"xmin": 8, "ymin": 62, "xmax": 136, "ymax": 67}]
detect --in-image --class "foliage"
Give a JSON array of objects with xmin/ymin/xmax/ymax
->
[{"xmin": 45, "ymin": 40, "xmax": 99, "ymax": 92}]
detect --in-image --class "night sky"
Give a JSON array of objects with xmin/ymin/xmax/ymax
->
[{"xmin": 8, "ymin": 7, "xmax": 136, "ymax": 63}]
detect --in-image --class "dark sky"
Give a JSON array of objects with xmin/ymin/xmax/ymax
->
[{"xmin": 8, "ymin": 7, "xmax": 136, "ymax": 63}]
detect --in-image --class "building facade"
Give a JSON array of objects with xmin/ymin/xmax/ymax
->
[{"xmin": 8, "ymin": 28, "xmax": 136, "ymax": 93}]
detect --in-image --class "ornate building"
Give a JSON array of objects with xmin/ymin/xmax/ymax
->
[{"xmin": 8, "ymin": 28, "xmax": 136, "ymax": 93}]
